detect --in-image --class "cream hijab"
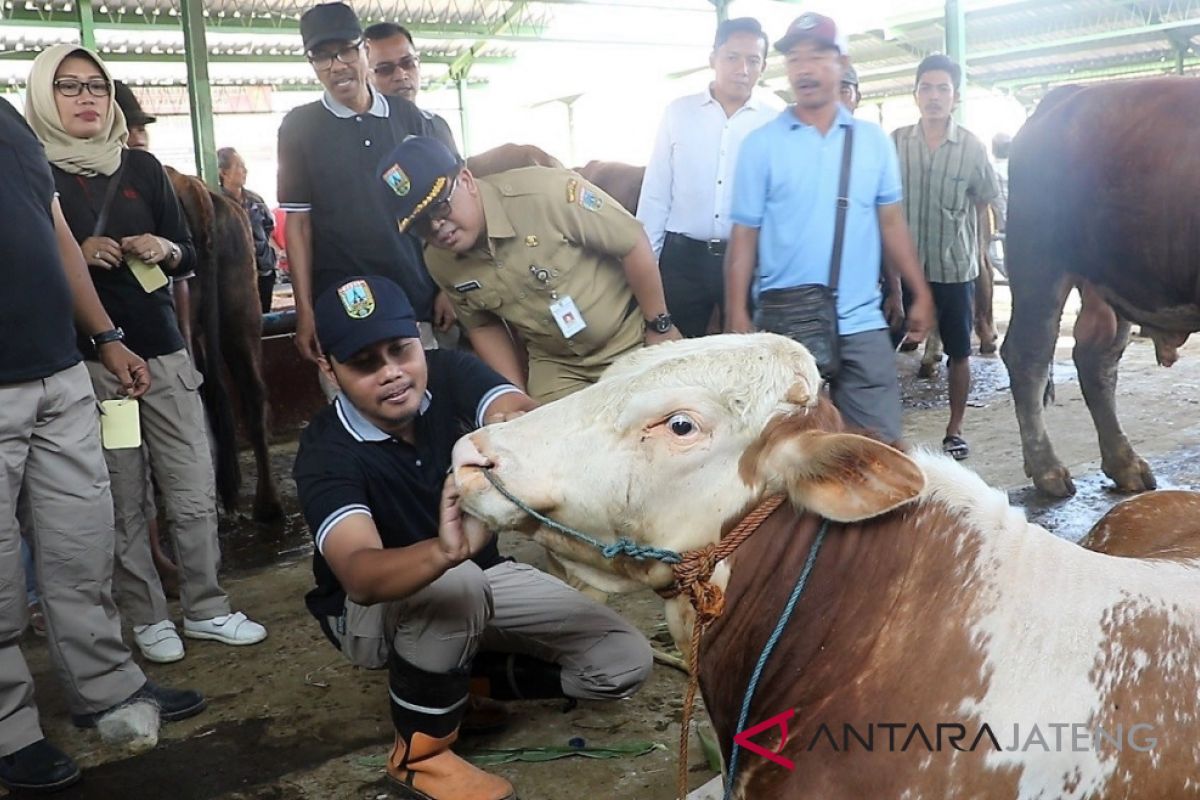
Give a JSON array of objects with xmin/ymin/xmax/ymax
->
[{"xmin": 26, "ymin": 43, "xmax": 127, "ymax": 177}]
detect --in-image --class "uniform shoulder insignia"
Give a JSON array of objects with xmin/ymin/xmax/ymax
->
[
  {"xmin": 566, "ymin": 178, "xmax": 578, "ymax": 204},
  {"xmin": 577, "ymin": 185, "xmax": 604, "ymax": 212}
]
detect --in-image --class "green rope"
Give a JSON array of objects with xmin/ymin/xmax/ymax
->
[{"xmin": 481, "ymin": 469, "xmax": 683, "ymax": 564}]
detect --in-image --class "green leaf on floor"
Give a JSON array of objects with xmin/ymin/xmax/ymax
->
[
  {"xmin": 466, "ymin": 741, "xmax": 666, "ymax": 766},
  {"xmin": 355, "ymin": 741, "xmax": 666, "ymax": 770}
]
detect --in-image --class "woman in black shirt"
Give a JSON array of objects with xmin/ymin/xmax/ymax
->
[{"xmin": 26, "ymin": 44, "xmax": 267, "ymax": 662}]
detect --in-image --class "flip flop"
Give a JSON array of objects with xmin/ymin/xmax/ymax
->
[{"xmin": 942, "ymin": 435, "xmax": 970, "ymax": 461}]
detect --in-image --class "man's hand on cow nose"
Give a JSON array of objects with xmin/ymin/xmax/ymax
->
[{"xmin": 436, "ymin": 474, "xmax": 495, "ymax": 567}]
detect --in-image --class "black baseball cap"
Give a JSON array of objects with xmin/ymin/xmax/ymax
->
[
  {"xmin": 377, "ymin": 136, "xmax": 463, "ymax": 233},
  {"xmin": 315, "ymin": 276, "xmax": 420, "ymax": 361},
  {"xmin": 300, "ymin": 2, "xmax": 363, "ymax": 54},
  {"xmin": 114, "ymin": 80, "xmax": 156, "ymax": 126},
  {"xmin": 842, "ymin": 65, "xmax": 859, "ymax": 87}
]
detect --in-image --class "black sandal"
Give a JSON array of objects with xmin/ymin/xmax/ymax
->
[{"xmin": 942, "ymin": 435, "xmax": 970, "ymax": 460}]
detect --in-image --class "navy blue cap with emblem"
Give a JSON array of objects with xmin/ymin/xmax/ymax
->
[
  {"xmin": 377, "ymin": 136, "xmax": 463, "ymax": 233},
  {"xmin": 315, "ymin": 275, "xmax": 420, "ymax": 361}
]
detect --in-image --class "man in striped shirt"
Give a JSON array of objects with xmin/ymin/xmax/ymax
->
[{"xmin": 893, "ymin": 54, "xmax": 999, "ymax": 461}]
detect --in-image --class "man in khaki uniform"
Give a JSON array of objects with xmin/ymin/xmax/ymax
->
[{"xmin": 376, "ymin": 136, "xmax": 681, "ymax": 402}]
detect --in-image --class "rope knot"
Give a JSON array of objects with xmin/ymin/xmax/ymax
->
[{"xmin": 687, "ymin": 580, "xmax": 726, "ymax": 626}]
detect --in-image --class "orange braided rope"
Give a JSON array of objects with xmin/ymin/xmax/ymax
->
[{"xmin": 672, "ymin": 493, "xmax": 786, "ymax": 800}]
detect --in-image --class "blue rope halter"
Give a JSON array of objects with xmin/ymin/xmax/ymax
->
[
  {"xmin": 481, "ymin": 469, "xmax": 684, "ymax": 564},
  {"xmin": 723, "ymin": 519, "xmax": 829, "ymax": 800}
]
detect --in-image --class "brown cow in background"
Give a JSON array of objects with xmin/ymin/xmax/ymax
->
[
  {"xmin": 574, "ymin": 160, "xmax": 644, "ymax": 215},
  {"xmin": 462, "ymin": 143, "xmax": 646, "ymax": 216},
  {"xmin": 166, "ymin": 168, "xmax": 282, "ymax": 522},
  {"xmin": 1001, "ymin": 79, "xmax": 1200, "ymax": 498}
]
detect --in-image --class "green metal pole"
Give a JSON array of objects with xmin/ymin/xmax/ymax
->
[
  {"xmin": 711, "ymin": 0, "xmax": 730, "ymax": 24},
  {"xmin": 456, "ymin": 78, "xmax": 470, "ymax": 154},
  {"xmin": 75, "ymin": 0, "xmax": 96, "ymax": 50},
  {"xmin": 180, "ymin": 0, "xmax": 218, "ymax": 186},
  {"xmin": 944, "ymin": 0, "xmax": 967, "ymax": 120}
]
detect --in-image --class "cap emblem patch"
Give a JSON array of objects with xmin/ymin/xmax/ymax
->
[
  {"xmin": 338, "ymin": 280, "xmax": 376, "ymax": 319},
  {"xmin": 384, "ymin": 164, "xmax": 411, "ymax": 197}
]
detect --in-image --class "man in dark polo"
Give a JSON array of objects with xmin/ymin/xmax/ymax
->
[
  {"xmin": 293, "ymin": 275, "xmax": 652, "ymax": 800},
  {"xmin": 278, "ymin": 2, "xmax": 458, "ymax": 362}
]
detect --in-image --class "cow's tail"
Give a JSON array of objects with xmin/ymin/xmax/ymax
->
[{"xmin": 172, "ymin": 170, "xmax": 242, "ymax": 512}]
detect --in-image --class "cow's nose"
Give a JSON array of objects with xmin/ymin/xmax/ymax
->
[{"xmin": 452, "ymin": 432, "xmax": 493, "ymax": 472}]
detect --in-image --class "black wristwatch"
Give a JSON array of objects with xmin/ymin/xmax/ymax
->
[
  {"xmin": 91, "ymin": 327, "xmax": 125, "ymax": 348},
  {"xmin": 645, "ymin": 313, "xmax": 673, "ymax": 334}
]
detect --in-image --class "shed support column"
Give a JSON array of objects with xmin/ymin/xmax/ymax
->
[
  {"xmin": 75, "ymin": 0, "xmax": 96, "ymax": 50},
  {"xmin": 456, "ymin": 77, "xmax": 470, "ymax": 154},
  {"xmin": 181, "ymin": 0, "xmax": 218, "ymax": 186},
  {"xmin": 711, "ymin": 0, "xmax": 730, "ymax": 24},
  {"xmin": 945, "ymin": 0, "xmax": 967, "ymax": 120}
]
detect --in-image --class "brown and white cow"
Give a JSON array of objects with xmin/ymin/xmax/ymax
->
[
  {"xmin": 454, "ymin": 334, "xmax": 1200, "ymax": 799},
  {"xmin": 1001, "ymin": 78, "xmax": 1200, "ymax": 498}
]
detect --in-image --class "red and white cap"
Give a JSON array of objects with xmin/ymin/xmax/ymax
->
[{"xmin": 774, "ymin": 12, "xmax": 849, "ymax": 55}]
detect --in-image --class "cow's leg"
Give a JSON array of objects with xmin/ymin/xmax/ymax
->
[
  {"xmin": 223, "ymin": 330, "xmax": 283, "ymax": 522},
  {"xmin": 917, "ymin": 327, "xmax": 943, "ymax": 378},
  {"xmin": 974, "ymin": 259, "xmax": 997, "ymax": 354},
  {"xmin": 1072, "ymin": 283, "xmax": 1155, "ymax": 493},
  {"xmin": 1001, "ymin": 273, "xmax": 1073, "ymax": 495}
]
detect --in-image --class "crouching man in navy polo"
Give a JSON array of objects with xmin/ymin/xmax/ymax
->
[{"xmin": 293, "ymin": 275, "xmax": 653, "ymax": 800}]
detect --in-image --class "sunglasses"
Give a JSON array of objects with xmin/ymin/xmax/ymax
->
[
  {"xmin": 372, "ymin": 56, "xmax": 420, "ymax": 77},
  {"xmin": 412, "ymin": 177, "xmax": 459, "ymax": 236},
  {"xmin": 53, "ymin": 78, "xmax": 111, "ymax": 97},
  {"xmin": 307, "ymin": 40, "xmax": 363, "ymax": 71}
]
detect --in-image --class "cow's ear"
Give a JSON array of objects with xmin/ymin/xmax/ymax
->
[{"xmin": 769, "ymin": 431, "xmax": 925, "ymax": 522}]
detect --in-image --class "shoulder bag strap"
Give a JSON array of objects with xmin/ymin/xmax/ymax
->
[
  {"xmin": 828, "ymin": 122, "xmax": 854, "ymax": 292},
  {"xmin": 92, "ymin": 150, "xmax": 128, "ymax": 237}
]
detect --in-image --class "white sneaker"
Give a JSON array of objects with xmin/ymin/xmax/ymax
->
[
  {"xmin": 182, "ymin": 611, "xmax": 267, "ymax": 646},
  {"xmin": 133, "ymin": 620, "xmax": 185, "ymax": 663}
]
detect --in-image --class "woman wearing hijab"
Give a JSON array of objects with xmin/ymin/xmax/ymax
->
[{"xmin": 26, "ymin": 45, "xmax": 267, "ymax": 664}]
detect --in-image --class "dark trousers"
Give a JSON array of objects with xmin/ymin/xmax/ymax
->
[
  {"xmin": 257, "ymin": 271, "xmax": 276, "ymax": 314},
  {"xmin": 660, "ymin": 233, "xmax": 726, "ymax": 338}
]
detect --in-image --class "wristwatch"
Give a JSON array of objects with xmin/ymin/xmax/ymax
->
[
  {"xmin": 165, "ymin": 240, "xmax": 182, "ymax": 264},
  {"xmin": 645, "ymin": 313, "xmax": 673, "ymax": 334},
  {"xmin": 91, "ymin": 327, "xmax": 125, "ymax": 348}
]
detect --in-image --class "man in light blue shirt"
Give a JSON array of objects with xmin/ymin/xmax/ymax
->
[
  {"xmin": 637, "ymin": 17, "xmax": 777, "ymax": 337},
  {"xmin": 725, "ymin": 12, "xmax": 932, "ymax": 443}
]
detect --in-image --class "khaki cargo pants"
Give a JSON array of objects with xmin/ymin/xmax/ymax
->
[{"xmin": 0, "ymin": 362, "xmax": 145, "ymax": 755}]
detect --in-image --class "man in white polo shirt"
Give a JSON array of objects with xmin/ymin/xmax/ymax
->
[{"xmin": 636, "ymin": 17, "xmax": 777, "ymax": 337}]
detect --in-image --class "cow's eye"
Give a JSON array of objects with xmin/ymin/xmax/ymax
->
[{"xmin": 667, "ymin": 413, "xmax": 697, "ymax": 436}]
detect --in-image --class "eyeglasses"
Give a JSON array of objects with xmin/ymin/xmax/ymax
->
[
  {"xmin": 307, "ymin": 40, "xmax": 363, "ymax": 71},
  {"xmin": 53, "ymin": 78, "xmax": 111, "ymax": 97},
  {"xmin": 372, "ymin": 56, "xmax": 420, "ymax": 77},
  {"xmin": 412, "ymin": 177, "xmax": 459, "ymax": 235}
]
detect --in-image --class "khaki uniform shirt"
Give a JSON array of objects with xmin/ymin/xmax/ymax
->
[
  {"xmin": 892, "ymin": 119, "xmax": 999, "ymax": 284},
  {"xmin": 424, "ymin": 167, "xmax": 645, "ymax": 401}
]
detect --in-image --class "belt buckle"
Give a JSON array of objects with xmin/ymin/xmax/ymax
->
[{"xmin": 706, "ymin": 239, "xmax": 725, "ymax": 256}]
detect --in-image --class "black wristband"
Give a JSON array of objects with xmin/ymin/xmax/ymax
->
[{"xmin": 91, "ymin": 327, "xmax": 125, "ymax": 348}]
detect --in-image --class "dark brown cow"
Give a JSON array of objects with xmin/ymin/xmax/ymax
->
[
  {"xmin": 465, "ymin": 143, "xmax": 562, "ymax": 176},
  {"xmin": 463, "ymin": 143, "xmax": 645, "ymax": 217},
  {"xmin": 455, "ymin": 333, "xmax": 1200, "ymax": 799},
  {"xmin": 166, "ymin": 168, "xmax": 282, "ymax": 521},
  {"xmin": 574, "ymin": 159, "xmax": 645, "ymax": 215},
  {"xmin": 1001, "ymin": 79, "xmax": 1200, "ymax": 497}
]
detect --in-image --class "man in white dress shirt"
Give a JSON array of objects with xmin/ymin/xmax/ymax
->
[{"xmin": 636, "ymin": 17, "xmax": 778, "ymax": 337}]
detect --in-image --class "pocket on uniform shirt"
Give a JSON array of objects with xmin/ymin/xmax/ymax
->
[{"xmin": 461, "ymin": 287, "xmax": 505, "ymax": 313}]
